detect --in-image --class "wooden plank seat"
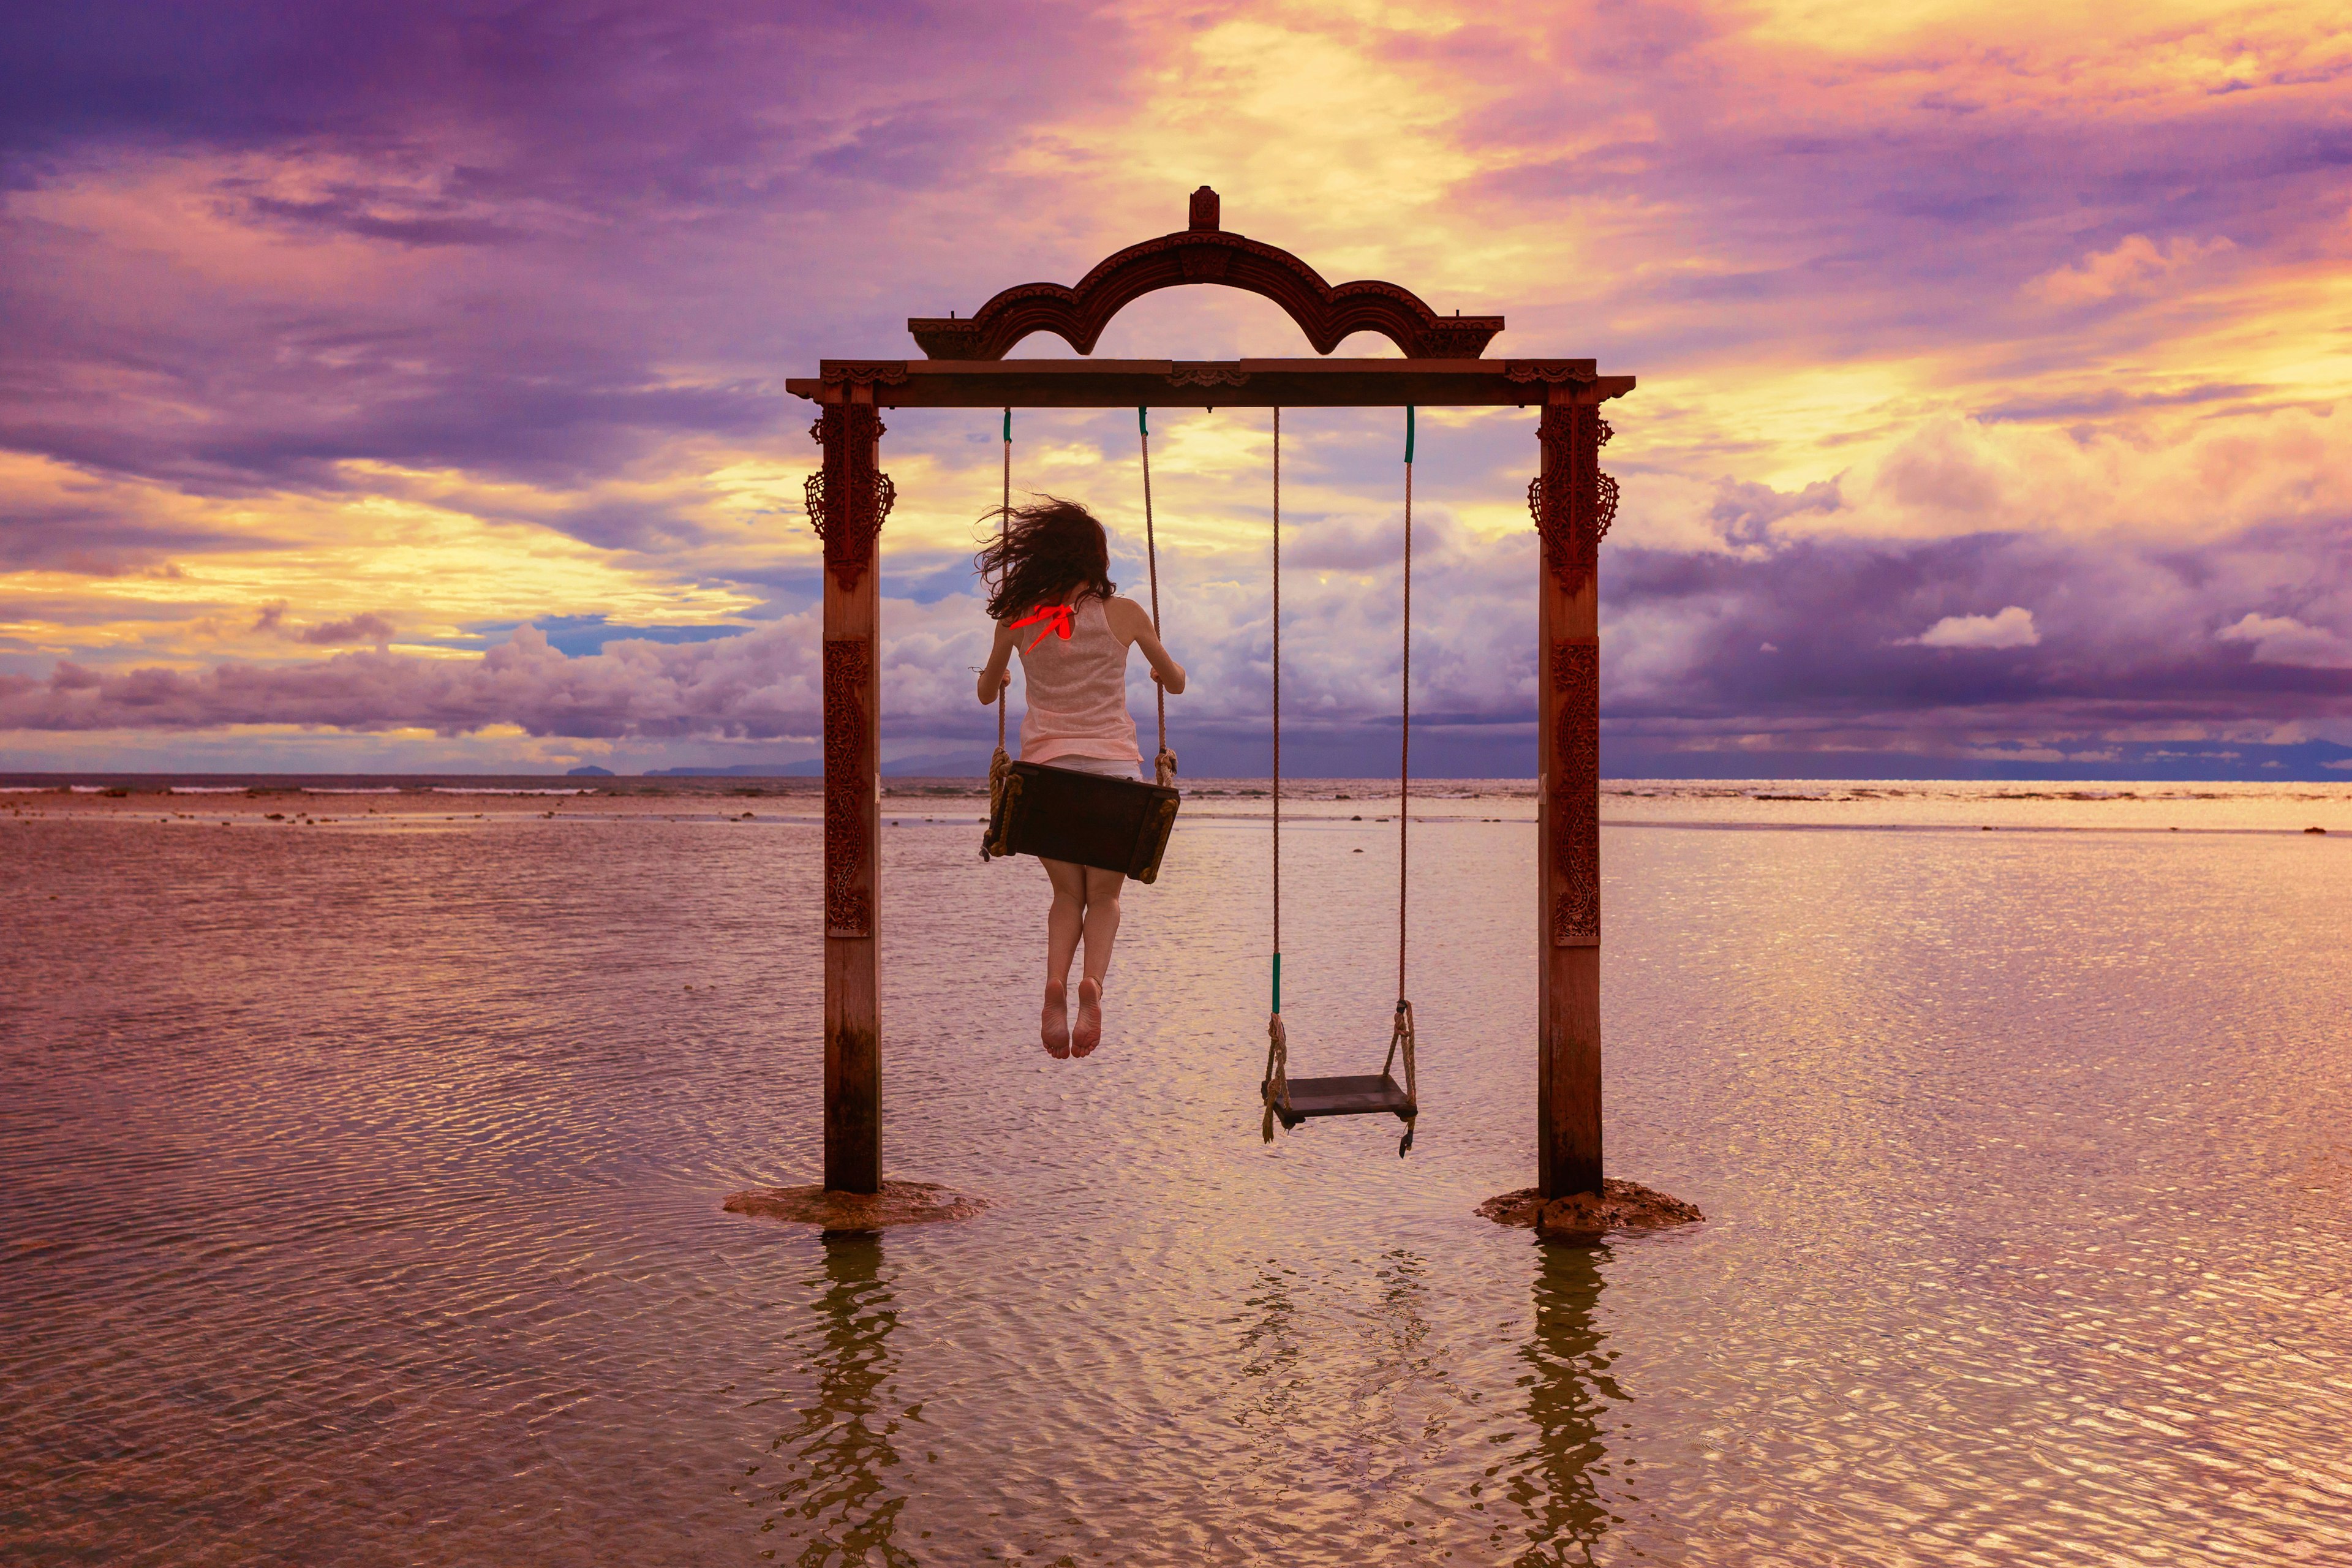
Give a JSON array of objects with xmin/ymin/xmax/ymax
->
[
  {"xmin": 1272, "ymin": 1072, "xmax": 1414, "ymax": 1126},
  {"xmin": 990, "ymin": 760, "xmax": 1180, "ymax": 882}
]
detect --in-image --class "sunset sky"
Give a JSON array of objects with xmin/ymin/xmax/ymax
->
[{"xmin": 2, "ymin": 0, "xmax": 2348, "ymax": 777}]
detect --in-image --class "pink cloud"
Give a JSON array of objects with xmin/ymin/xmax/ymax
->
[
  {"xmin": 2026, "ymin": 235, "xmax": 2238, "ymax": 306},
  {"xmin": 1906, "ymin": 607, "xmax": 2040, "ymax": 650},
  {"xmin": 2217, "ymin": 612, "xmax": 2352, "ymax": 669}
]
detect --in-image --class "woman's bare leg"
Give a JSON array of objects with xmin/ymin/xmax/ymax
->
[
  {"xmin": 1079, "ymin": 867, "xmax": 1124, "ymax": 986},
  {"xmin": 1071, "ymin": 867, "xmax": 1123, "ymax": 1056},
  {"xmin": 1040, "ymin": 858, "xmax": 1086, "ymax": 1057}
]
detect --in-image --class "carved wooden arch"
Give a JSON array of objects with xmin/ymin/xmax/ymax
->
[{"xmin": 907, "ymin": 187, "xmax": 1504, "ymax": 361}]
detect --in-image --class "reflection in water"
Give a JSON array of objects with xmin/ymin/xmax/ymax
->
[
  {"xmin": 1371, "ymin": 1249, "xmax": 1431, "ymax": 1368},
  {"xmin": 1512, "ymin": 1245, "xmax": 1617, "ymax": 1566},
  {"xmin": 753, "ymin": 1235, "xmax": 913, "ymax": 1567},
  {"xmin": 1229, "ymin": 1251, "xmax": 1453, "ymax": 1548},
  {"xmin": 1235, "ymin": 1265, "xmax": 1307, "ymax": 1434},
  {"xmin": 1365, "ymin": 1249, "xmax": 1442, "ymax": 1476}
]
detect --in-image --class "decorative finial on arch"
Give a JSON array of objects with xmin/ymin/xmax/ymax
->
[{"xmin": 1189, "ymin": 186, "xmax": 1220, "ymax": 231}]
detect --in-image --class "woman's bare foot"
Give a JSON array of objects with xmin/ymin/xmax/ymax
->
[
  {"xmin": 1071, "ymin": 978, "xmax": 1103, "ymax": 1057},
  {"xmin": 1041, "ymin": 981, "xmax": 1071, "ymax": 1059}
]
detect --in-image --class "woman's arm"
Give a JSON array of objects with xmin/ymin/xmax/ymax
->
[
  {"xmin": 976, "ymin": 618, "xmax": 1017, "ymax": 705},
  {"xmin": 1107, "ymin": 597, "xmax": 1185, "ymax": 694}
]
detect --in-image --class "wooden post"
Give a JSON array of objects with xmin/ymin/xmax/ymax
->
[
  {"xmin": 815, "ymin": 381, "xmax": 891, "ymax": 1194},
  {"xmin": 1534, "ymin": 386, "xmax": 1608, "ymax": 1198}
]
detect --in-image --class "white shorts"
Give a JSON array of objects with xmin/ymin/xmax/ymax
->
[{"xmin": 1043, "ymin": 755, "xmax": 1145, "ymax": 781}]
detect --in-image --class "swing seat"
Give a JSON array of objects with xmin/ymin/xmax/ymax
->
[
  {"xmin": 990, "ymin": 761, "xmax": 1180, "ymax": 882},
  {"xmin": 1270, "ymin": 1072, "xmax": 1414, "ymax": 1126},
  {"xmin": 1261, "ymin": 1003, "xmax": 1419, "ymax": 1155}
]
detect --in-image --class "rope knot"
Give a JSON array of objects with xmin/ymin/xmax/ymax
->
[{"xmin": 1261, "ymin": 1013, "xmax": 1289, "ymax": 1144}]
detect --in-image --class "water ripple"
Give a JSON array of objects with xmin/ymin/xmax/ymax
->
[{"xmin": 3, "ymin": 810, "xmax": 2348, "ymax": 1564}]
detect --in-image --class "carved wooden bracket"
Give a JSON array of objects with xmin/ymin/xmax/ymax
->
[
  {"xmin": 823, "ymin": 638, "xmax": 873, "ymax": 938},
  {"xmin": 1529, "ymin": 404, "xmax": 1619, "ymax": 597},
  {"xmin": 805, "ymin": 405, "xmax": 894, "ymax": 592},
  {"xmin": 1550, "ymin": 639, "xmax": 1600, "ymax": 948},
  {"xmin": 907, "ymin": 186, "xmax": 1503, "ymax": 361}
]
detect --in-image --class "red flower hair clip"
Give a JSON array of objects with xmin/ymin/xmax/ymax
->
[{"xmin": 1009, "ymin": 603, "xmax": 1075, "ymax": 650}]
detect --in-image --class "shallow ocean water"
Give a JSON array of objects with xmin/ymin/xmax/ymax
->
[{"xmin": 4, "ymin": 780, "xmax": 2350, "ymax": 1566}]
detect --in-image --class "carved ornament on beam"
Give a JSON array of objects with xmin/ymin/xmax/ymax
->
[
  {"xmin": 819, "ymin": 362, "xmax": 910, "ymax": 388},
  {"xmin": 1505, "ymin": 360, "xmax": 1599, "ymax": 385},
  {"xmin": 1166, "ymin": 363, "xmax": 1253, "ymax": 388}
]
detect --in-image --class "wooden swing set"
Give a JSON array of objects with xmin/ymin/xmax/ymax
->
[{"xmin": 788, "ymin": 187, "xmax": 1631, "ymax": 1202}]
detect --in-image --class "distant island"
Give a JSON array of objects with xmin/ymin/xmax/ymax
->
[
  {"xmin": 638, "ymin": 757, "xmax": 978, "ymax": 777},
  {"xmin": 565, "ymin": 764, "xmax": 615, "ymax": 777},
  {"xmin": 645, "ymin": 761, "xmax": 821, "ymax": 777}
]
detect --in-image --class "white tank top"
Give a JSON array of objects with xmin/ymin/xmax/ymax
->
[{"xmin": 1015, "ymin": 595, "xmax": 1141, "ymax": 765}]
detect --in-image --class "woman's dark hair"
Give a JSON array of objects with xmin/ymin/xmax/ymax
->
[{"xmin": 974, "ymin": 497, "xmax": 1115, "ymax": 619}]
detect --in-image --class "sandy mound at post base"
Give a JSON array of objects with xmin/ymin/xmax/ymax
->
[
  {"xmin": 723, "ymin": 1180, "xmax": 989, "ymax": 1229},
  {"xmin": 1477, "ymin": 1179, "xmax": 1704, "ymax": 1244}
]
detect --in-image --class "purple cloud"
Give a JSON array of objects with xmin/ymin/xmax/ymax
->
[
  {"xmin": 0, "ymin": 620, "xmax": 820, "ymax": 738},
  {"xmin": 0, "ymin": 0, "xmax": 1135, "ymax": 504},
  {"xmin": 252, "ymin": 603, "xmax": 396, "ymax": 647}
]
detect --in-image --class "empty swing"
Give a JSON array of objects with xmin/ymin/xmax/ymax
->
[
  {"xmin": 982, "ymin": 407, "xmax": 1183, "ymax": 883},
  {"xmin": 1261, "ymin": 406, "xmax": 1420, "ymax": 1158}
]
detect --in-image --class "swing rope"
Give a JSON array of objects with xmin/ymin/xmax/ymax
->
[
  {"xmin": 982, "ymin": 409, "xmax": 1014, "ymax": 859},
  {"xmin": 1387, "ymin": 409, "xmax": 1417, "ymax": 1154},
  {"xmin": 1264, "ymin": 409, "xmax": 1287, "ymax": 1141},
  {"xmin": 1399, "ymin": 409, "xmax": 1412, "ymax": 999},
  {"xmin": 1139, "ymin": 409, "xmax": 1177, "ymax": 788},
  {"xmin": 997, "ymin": 407, "xmax": 1010, "ymax": 755}
]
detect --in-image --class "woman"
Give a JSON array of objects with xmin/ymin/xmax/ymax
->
[{"xmin": 975, "ymin": 499, "xmax": 1186, "ymax": 1058}]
